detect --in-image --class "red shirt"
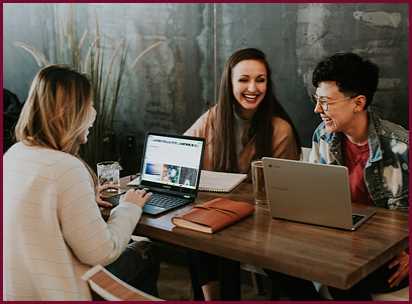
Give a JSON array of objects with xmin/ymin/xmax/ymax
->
[{"xmin": 342, "ymin": 137, "xmax": 373, "ymax": 205}]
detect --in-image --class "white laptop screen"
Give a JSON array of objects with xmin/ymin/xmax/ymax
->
[{"xmin": 141, "ymin": 134, "xmax": 203, "ymax": 190}]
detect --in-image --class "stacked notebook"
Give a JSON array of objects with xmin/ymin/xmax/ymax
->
[
  {"xmin": 198, "ymin": 170, "xmax": 247, "ymax": 192},
  {"xmin": 128, "ymin": 170, "xmax": 247, "ymax": 193}
]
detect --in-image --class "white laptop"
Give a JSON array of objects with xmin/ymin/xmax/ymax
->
[{"xmin": 262, "ymin": 157, "xmax": 375, "ymax": 231}]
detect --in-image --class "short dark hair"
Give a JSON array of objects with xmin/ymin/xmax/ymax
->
[{"xmin": 312, "ymin": 52, "xmax": 379, "ymax": 108}]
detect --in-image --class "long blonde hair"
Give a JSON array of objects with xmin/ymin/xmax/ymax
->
[
  {"xmin": 15, "ymin": 65, "xmax": 98, "ymax": 185},
  {"xmin": 15, "ymin": 64, "xmax": 93, "ymax": 155}
]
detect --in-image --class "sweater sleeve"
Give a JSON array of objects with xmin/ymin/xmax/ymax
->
[
  {"xmin": 184, "ymin": 110, "xmax": 211, "ymax": 137},
  {"xmin": 56, "ymin": 160, "xmax": 142, "ymax": 266},
  {"xmin": 271, "ymin": 117, "xmax": 299, "ymax": 160}
]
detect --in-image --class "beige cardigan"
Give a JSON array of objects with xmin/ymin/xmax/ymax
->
[
  {"xmin": 185, "ymin": 106, "xmax": 299, "ymax": 173},
  {"xmin": 3, "ymin": 142, "xmax": 142, "ymax": 300}
]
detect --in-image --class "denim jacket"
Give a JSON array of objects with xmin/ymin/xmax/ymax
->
[{"xmin": 309, "ymin": 111, "xmax": 409, "ymax": 211}]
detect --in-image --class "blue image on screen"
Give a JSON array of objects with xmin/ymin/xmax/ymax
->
[
  {"xmin": 161, "ymin": 164, "xmax": 181, "ymax": 184},
  {"xmin": 145, "ymin": 163, "xmax": 161, "ymax": 176}
]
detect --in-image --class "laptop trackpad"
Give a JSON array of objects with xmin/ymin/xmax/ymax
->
[{"xmin": 143, "ymin": 205, "xmax": 165, "ymax": 215}]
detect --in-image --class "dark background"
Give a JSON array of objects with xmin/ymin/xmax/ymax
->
[{"xmin": 4, "ymin": 3, "xmax": 408, "ymax": 175}]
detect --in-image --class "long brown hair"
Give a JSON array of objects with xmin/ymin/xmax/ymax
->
[
  {"xmin": 212, "ymin": 48, "xmax": 300, "ymax": 172},
  {"xmin": 15, "ymin": 64, "xmax": 97, "ymax": 183}
]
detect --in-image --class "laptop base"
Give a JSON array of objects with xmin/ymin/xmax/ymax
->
[{"xmin": 105, "ymin": 191, "xmax": 192, "ymax": 215}]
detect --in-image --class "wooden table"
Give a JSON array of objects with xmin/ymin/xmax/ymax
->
[{"xmin": 122, "ymin": 178, "xmax": 409, "ymax": 290}]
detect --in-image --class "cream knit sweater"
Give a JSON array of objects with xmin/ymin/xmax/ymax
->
[{"xmin": 3, "ymin": 142, "xmax": 142, "ymax": 300}]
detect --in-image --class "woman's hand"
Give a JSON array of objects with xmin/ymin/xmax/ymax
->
[
  {"xmin": 96, "ymin": 183, "xmax": 118, "ymax": 208},
  {"xmin": 123, "ymin": 188, "xmax": 152, "ymax": 208},
  {"xmin": 388, "ymin": 250, "xmax": 409, "ymax": 288}
]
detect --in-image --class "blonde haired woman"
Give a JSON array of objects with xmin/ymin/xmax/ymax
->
[{"xmin": 3, "ymin": 65, "xmax": 159, "ymax": 300}]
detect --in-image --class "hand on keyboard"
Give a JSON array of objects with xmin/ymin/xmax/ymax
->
[{"xmin": 123, "ymin": 188, "xmax": 152, "ymax": 208}]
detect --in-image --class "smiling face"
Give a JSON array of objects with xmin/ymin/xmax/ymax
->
[
  {"xmin": 231, "ymin": 59, "xmax": 267, "ymax": 119},
  {"xmin": 314, "ymin": 81, "xmax": 358, "ymax": 134},
  {"xmin": 80, "ymin": 104, "xmax": 96, "ymax": 144}
]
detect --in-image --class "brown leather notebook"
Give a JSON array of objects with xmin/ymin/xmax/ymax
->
[{"xmin": 172, "ymin": 198, "xmax": 255, "ymax": 233}]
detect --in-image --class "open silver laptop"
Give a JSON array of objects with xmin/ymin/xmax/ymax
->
[
  {"xmin": 107, "ymin": 133, "xmax": 205, "ymax": 215},
  {"xmin": 262, "ymin": 157, "xmax": 375, "ymax": 231}
]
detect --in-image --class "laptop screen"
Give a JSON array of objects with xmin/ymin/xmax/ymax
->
[{"xmin": 140, "ymin": 133, "xmax": 204, "ymax": 191}]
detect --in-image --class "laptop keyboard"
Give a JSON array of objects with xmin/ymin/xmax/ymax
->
[
  {"xmin": 352, "ymin": 214, "xmax": 364, "ymax": 225},
  {"xmin": 146, "ymin": 192, "xmax": 189, "ymax": 209},
  {"xmin": 106, "ymin": 191, "xmax": 189, "ymax": 209}
]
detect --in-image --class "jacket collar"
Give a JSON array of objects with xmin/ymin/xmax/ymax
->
[
  {"xmin": 319, "ymin": 109, "xmax": 383, "ymax": 163},
  {"xmin": 366, "ymin": 110, "xmax": 383, "ymax": 163}
]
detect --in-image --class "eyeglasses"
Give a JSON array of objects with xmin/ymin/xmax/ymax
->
[{"xmin": 311, "ymin": 94, "xmax": 354, "ymax": 112}]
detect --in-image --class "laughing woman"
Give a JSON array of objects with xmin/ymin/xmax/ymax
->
[
  {"xmin": 185, "ymin": 47, "xmax": 300, "ymax": 174},
  {"xmin": 184, "ymin": 48, "xmax": 300, "ymax": 300}
]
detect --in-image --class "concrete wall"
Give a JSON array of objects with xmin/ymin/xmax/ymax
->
[{"xmin": 4, "ymin": 3, "xmax": 408, "ymax": 172}]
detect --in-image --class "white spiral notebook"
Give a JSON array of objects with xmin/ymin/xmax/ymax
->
[
  {"xmin": 128, "ymin": 170, "xmax": 247, "ymax": 193},
  {"xmin": 199, "ymin": 170, "xmax": 247, "ymax": 193}
]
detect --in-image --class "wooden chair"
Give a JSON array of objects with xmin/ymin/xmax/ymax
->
[
  {"xmin": 318, "ymin": 284, "xmax": 409, "ymax": 301},
  {"xmin": 82, "ymin": 264, "xmax": 162, "ymax": 301},
  {"xmin": 372, "ymin": 287, "xmax": 409, "ymax": 301}
]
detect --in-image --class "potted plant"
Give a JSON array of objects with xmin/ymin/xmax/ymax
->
[{"xmin": 15, "ymin": 4, "xmax": 163, "ymax": 167}]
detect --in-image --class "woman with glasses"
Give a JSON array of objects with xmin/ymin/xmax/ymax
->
[
  {"xmin": 3, "ymin": 65, "xmax": 159, "ymax": 300},
  {"xmin": 310, "ymin": 52, "xmax": 408, "ymax": 300},
  {"xmin": 268, "ymin": 52, "xmax": 409, "ymax": 300},
  {"xmin": 184, "ymin": 48, "xmax": 301, "ymax": 300}
]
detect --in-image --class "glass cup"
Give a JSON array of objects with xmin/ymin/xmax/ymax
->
[
  {"xmin": 251, "ymin": 160, "xmax": 269, "ymax": 207},
  {"xmin": 97, "ymin": 161, "xmax": 122, "ymax": 193}
]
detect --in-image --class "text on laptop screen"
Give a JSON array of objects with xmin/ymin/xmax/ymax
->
[{"xmin": 141, "ymin": 135, "xmax": 203, "ymax": 189}]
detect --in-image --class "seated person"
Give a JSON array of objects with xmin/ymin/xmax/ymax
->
[
  {"xmin": 4, "ymin": 89, "xmax": 23, "ymax": 152},
  {"xmin": 267, "ymin": 52, "xmax": 409, "ymax": 300},
  {"xmin": 184, "ymin": 48, "xmax": 301, "ymax": 300},
  {"xmin": 3, "ymin": 65, "xmax": 159, "ymax": 300},
  {"xmin": 186, "ymin": 47, "xmax": 300, "ymax": 172}
]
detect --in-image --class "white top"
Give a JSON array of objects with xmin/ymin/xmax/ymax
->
[{"xmin": 3, "ymin": 142, "xmax": 142, "ymax": 300}]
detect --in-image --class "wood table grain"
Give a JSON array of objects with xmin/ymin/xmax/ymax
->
[{"xmin": 121, "ymin": 178, "xmax": 409, "ymax": 290}]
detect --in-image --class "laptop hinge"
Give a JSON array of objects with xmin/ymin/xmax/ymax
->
[{"xmin": 144, "ymin": 186, "xmax": 195, "ymax": 199}]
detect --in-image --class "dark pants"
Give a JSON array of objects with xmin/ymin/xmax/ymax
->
[
  {"xmin": 265, "ymin": 270, "xmax": 321, "ymax": 300},
  {"xmin": 188, "ymin": 250, "xmax": 241, "ymax": 300},
  {"xmin": 329, "ymin": 260, "xmax": 409, "ymax": 300},
  {"xmin": 104, "ymin": 241, "xmax": 160, "ymax": 297}
]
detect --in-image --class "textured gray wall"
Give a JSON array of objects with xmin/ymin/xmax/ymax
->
[
  {"xmin": 4, "ymin": 3, "xmax": 408, "ymax": 172},
  {"xmin": 214, "ymin": 3, "xmax": 408, "ymax": 144}
]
